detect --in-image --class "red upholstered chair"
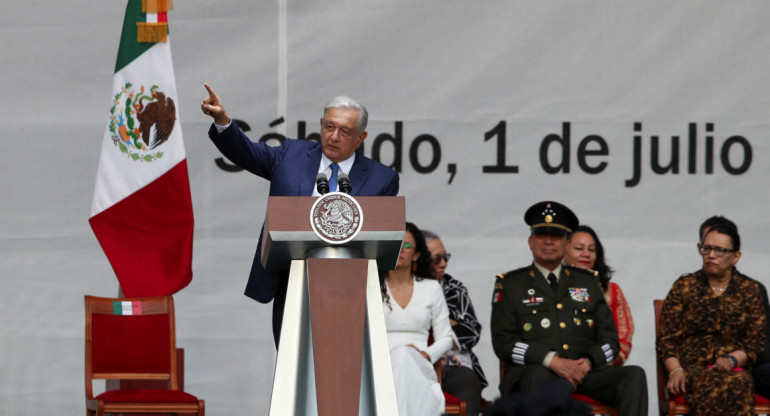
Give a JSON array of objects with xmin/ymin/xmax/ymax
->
[
  {"xmin": 443, "ymin": 392, "xmax": 468, "ymax": 416},
  {"xmin": 654, "ymin": 299, "xmax": 770, "ymax": 416},
  {"xmin": 755, "ymin": 394, "xmax": 770, "ymax": 414},
  {"xmin": 653, "ymin": 299, "xmax": 688, "ymax": 416},
  {"xmin": 84, "ymin": 295, "xmax": 204, "ymax": 416},
  {"xmin": 572, "ymin": 393, "xmax": 618, "ymax": 415}
]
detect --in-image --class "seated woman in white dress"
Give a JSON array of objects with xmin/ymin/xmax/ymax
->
[{"xmin": 380, "ymin": 222, "xmax": 454, "ymax": 416}]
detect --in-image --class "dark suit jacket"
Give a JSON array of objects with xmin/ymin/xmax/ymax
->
[{"xmin": 209, "ymin": 123, "xmax": 399, "ymax": 342}]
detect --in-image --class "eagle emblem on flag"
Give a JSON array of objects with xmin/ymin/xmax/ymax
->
[{"xmin": 109, "ymin": 82, "xmax": 176, "ymax": 162}]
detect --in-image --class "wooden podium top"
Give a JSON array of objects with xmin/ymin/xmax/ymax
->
[{"xmin": 261, "ymin": 196, "xmax": 406, "ymax": 271}]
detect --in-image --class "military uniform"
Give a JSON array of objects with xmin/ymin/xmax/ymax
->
[
  {"xmin": 491, "ymin": 264, "xmax": 618, "ymax": 392},
  {"xmin": 491, "ymin": 263, "xmax": 647, "ymax": 415},
  {"xmin": 490, "ymin": 201, "xmax": 647, "ymax": 415}
]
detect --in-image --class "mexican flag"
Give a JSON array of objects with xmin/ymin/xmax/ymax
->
[{"xmin": 89, "ymin": 0, "xmax": 193, "ymax": 297}]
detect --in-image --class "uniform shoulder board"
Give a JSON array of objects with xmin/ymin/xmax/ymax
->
[
  {"xmin": 497, "ymin": 266, "xmax": 528, "ymax": 279},
  {"xmin": 564, "ymin": 264, "xmax": 599, "ymax": 277}
]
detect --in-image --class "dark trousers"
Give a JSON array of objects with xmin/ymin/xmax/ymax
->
[
  {"xmin": 515, "ymin": 364, "xmax": 648, "ymax": 416},
  {"xmin": 484, "ymin": 379, "xmax": 591, "ymax": 416},
  {"xmin": 755, "ymin": 362, "xmax": 770, "ymax": 398},
  {"xmin": 271, "ymin": 274, "xmax": 289, "ymax": 347},
  {"xmin": 444, "ymin": 366, "xmax": 482, "ymax": 415}
]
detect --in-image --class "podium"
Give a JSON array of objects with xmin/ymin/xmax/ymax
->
[{"xmin": 264, "ymin": 195, "xmax": 405, "ymax": 416}]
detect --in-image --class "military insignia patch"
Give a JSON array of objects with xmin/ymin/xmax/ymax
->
[
  {"xmin": 522, "ymin": 296, "xmax": 544, "ymax": 306},
  {"xmin": 569, "ymin": 288, "xmax": 590, "ymax": 302},
  {"xmin": 109, "ymin": 83, "xmax": 176, "ymax": 162},
  {"xmin": 493, "ymin": 291, "xmax": 502, "ymax": 304}
]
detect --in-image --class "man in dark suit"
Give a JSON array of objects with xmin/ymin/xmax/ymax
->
[
  {"xmin": 491, "ymin": 201, "xmax": 647, "ymax": 415},
  {"xmin": 201, "ymin": 84, "xmax": 399, "ymax": 346}
]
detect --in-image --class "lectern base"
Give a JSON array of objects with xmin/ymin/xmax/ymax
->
[{"xmin": 268, "ymin": 259, "xmax": 398, "ymax": 416}]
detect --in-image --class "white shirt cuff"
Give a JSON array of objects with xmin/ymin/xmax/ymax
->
[
  {"xmin": 543, "ymin": 351, "xmax": 557, "ymax": 368},
  {"xmin": 213, "ymin": 120, "xmax": 231, "ymax": 133}
]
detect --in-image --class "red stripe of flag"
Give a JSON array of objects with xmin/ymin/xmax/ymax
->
[{"xmin": 90, "ymin": 160, "xmax": 194, "ymax": 297}]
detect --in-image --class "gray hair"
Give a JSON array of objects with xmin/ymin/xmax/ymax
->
[
  {"xmin": 323, "ymin": 95, "xmax": 368, "ymax": 133},
  {"xmin": 421, "ymin": 229, "xmax": 439, "ymax": 242}
]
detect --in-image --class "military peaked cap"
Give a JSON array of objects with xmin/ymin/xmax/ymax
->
[{"xmin": 524, "ymin": 201, "xmax": 579, "ymax": 235}]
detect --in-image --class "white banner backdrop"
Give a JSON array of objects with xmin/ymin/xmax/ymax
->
[{"xmin": 1, "ymin": 1, "xmax": 769, "ymax": 414}]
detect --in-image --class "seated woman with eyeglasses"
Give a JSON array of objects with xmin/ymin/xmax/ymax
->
[
  {"xmin": 657, "ymin": 223, "xmax": 766, "ymax": 416},
  {"xmin": 380, "ymin": 222, "xmax": 453, "ymax": 416},
  {"xmin": 421, "ymin": 229, "xmax": 488, "ymax": 416}
]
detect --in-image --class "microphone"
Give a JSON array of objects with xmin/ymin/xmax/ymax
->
[
  {"xmin": 315, "ymin": 173, "xmax": 329, "ymax": 195},
  {"xmin": 338, "ymin": 172, "xmax": 352, "ymax": 194}
]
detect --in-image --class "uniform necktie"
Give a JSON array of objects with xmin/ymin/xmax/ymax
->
[
  {"xmin": 329, "ymin": 162, "xmax": 339, "ymax": 192},
  {"xmin": 547, "ymin": 273, "xmax": 558, "ymax": 292}
]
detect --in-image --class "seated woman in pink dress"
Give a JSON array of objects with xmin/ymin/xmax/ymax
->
[
  {"xmin": 563, "ymin": 225, "xmax": 634, "ymax": 365},
  {"xmin": 380, "ymin": 222, "xmax": 453, "ymax": 416}
]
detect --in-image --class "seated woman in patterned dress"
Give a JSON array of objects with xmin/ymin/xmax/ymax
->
[
  {"xmin": 380, "ymin": 222, "xmax": 453, "ymax": 416},
  {"xmin": 657, "ymin": 223, "xmax": 767, "ymax": 416},
  {"xmin": 563, "ymin": 225, "xmax": 634, "ymax": 365}
]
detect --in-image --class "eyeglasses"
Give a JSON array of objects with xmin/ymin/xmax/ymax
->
[
  {"xmin": 431, "ymin": 253, "xmax": 451, "ymax": 264},
  {"xmin": 402, "ymin": 242, "xmax": 414, "ymax": 250},
  {"xmin": 698, "ymin": 244, "xmax": 736, "ymax": 257}
]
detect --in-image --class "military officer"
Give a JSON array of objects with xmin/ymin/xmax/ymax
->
[{"xmin": 491, "ymin": 201, "xmax": 647, "ymax": 415}]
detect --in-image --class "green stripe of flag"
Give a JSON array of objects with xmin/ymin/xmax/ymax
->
[{"xmin": 115, "ymin": 0, "xmax": 170, "ymax": 73}]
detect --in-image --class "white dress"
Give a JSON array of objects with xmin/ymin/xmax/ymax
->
[{"xmin": 384, "ymin": 277, "xmax": 454, "ymax": 416}]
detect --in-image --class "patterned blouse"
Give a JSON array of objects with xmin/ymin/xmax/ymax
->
[
  {"xmin": 657, "ymin": 269, "xmax": 766, "ymax": 368},
  {"xmin": 441, "ymin": 274, "xmax": 488, "ymax": 388},
  {"xmin": 605, "ymin": 282, "xmax": 634, "ymax": 365}
]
